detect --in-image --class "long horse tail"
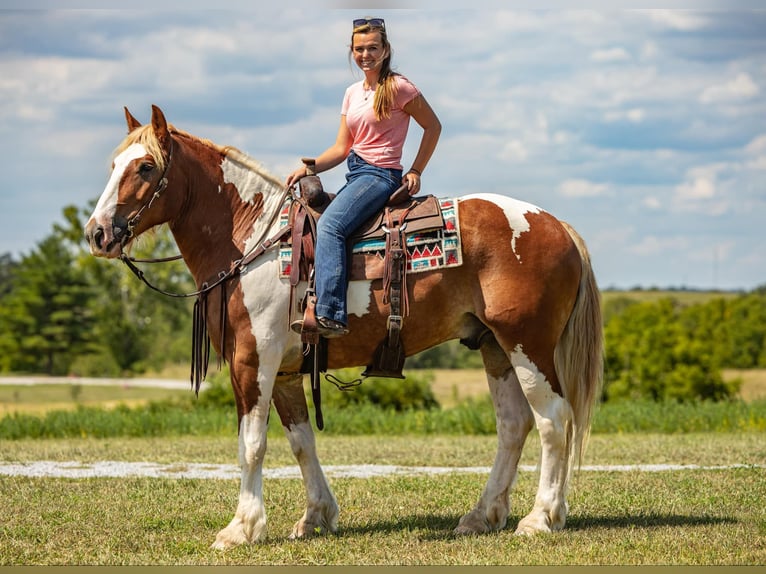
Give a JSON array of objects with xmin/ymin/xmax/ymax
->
[{"xmin": 555, "ymin": 221, "xmax": 604, "ymax": 469}]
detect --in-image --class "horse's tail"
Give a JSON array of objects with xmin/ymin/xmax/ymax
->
[{"xmin": 555, "ymin": 221, "xmax": 604, "ymax": 468}]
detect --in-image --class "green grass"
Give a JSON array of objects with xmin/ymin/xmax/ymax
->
[
  {"xmin": 2, "ymin": 392, "xmax": 765, "ymax": 439},
  {"xmin": 1, "ymin": 432, "xmax": 765, "ymax": 468},
  {"xmin": 1, "ymin": 448, "xmax": 764, "ymax": 565},
  {"xmin": 1, "ymin": 428, "xmax": 764, "ymax": 564}
]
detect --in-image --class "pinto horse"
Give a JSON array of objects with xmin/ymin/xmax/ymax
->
[{"xmin": 84, "ymin": 105, "xmax": 603, "ymax": 548}]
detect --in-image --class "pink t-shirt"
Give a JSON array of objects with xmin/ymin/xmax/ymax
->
[{"xmin": 341, "ymin": 74, "xmax": 421, "ymax": 170}]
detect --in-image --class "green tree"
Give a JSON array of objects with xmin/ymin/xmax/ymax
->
[
  {"xmin": 0, "ymin": 204, "xmax": 195, "ymax": 377},
  {"xmin": 0, "ymin": 235, "xmax": 94, "ymax": 374},
  {"xmin": 62, "ymin": 204, "xmax": 194, "ymax": 375},
  {"xmin": 603, "ymin": 298, "xmax": 736, "ymax": 402},
  {"xmin": 0, "ymin": 253, "xmax": 17, "ymax": 298}
]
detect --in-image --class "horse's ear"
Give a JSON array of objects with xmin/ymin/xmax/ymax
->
[
  {"xmin": 150, "ymin": 105, "xmax": 171, "ymax": 150},
  {"xmin": 124, "ymin": 107, "xmax": 141, "ymax": 133}
]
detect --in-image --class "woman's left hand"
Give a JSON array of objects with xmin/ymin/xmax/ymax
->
[{"xmin": 403, "ymin": 170, "xmax": 421, "ymax": 195}]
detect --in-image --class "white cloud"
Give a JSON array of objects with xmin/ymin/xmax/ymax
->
[
  {"xmin": 700, "ymin": 73, "xmax": 759, "ymax": 104},
  {"xmin": 641, "ymin": 10, "xmax": 709, "ymax": 31},
  {"xmin": 675, "ymin": 176, "xmax": 715, "ymax": 200},
  {"xmin": 558, "ymin": 179, "xmax": 609, "ymax": 198},
  {"xmin": 604, "ymin": 108, "xmax": 646, "ymax": 123},
  {"xmin": 629, "ymin": 235, "xmax": 690, "ymax": 257},
  {"xmin": 499, "ymin": 139, "xmax": 529, "ymax": 162},
  {"xmin": 643, "ymin": 197, "xmax": 662, "ymax": 210},
  {"xmin": 590, "ymin": 47, "xmax": 630, "ymax": 63},
  {"xmin": 674, "ymin": 163, "xmax": 731, "ymax": 202},
  {"xmin": 745, "ymin": 134, "xmax": 766, "ymax": 155}
]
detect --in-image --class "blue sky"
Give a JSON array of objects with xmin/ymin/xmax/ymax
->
[{"xmin": 1, "ymin": 8, "xmax": 764, "ymax": 290}]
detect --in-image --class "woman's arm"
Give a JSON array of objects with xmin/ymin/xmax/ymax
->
[
  {"xmin": 285, "ymin": 116, "xmax": 353, "ymax": 188},
  {"xmin": 402, "ymin": 94, "xmax": 442, "ymax": 193}
]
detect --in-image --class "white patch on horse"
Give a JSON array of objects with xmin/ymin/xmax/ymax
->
[
  {"xmin": 211, "ymin": 404, "xmax": 271, "ymax": 548},
  {"xmin": 240, "ymin": 250, "xmax": 293, "ymax": 342},
  {"xmin": 92, "ymin": 143, "xmax": 147, "ymax": 223},
  {"xmin": 347, "ymin": 280, "xmax": 374, "ymax": 318},
  {"xmin": 510, "ymin": 343, "xmax": 572, "ymax": 534},
  {"xmin": 511, "ymin": 344, "xmax": 559, "ymax": 406},
  {"xmin": 463, "ymin": 194, "xmax": 543, "ymax": 263},
  {"xmin": 221, "ymin": 157, "xmax": 270, "ymax": 205}
]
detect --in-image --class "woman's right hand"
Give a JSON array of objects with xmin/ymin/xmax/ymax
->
[{"xmin": 285, "ymin": 165, "xmax": 308, "ymax": 189}]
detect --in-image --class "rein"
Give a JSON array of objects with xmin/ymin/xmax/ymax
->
[{"xmin": 116, "ymin": 134, "xmax": 296, "ymax": 393}]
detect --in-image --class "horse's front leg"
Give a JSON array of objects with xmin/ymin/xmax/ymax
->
[
  {"xmin": 212, "ymin": 358, "xmax": 274, "ymax": 549},
  {"xmin": 272, "ymin": 373, "xmax": 339, "ymax": 538}
]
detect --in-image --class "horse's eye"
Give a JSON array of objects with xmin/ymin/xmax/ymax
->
[{"xmin": 139, "ymin": 162, "xmax": 154, "ymax": 173}]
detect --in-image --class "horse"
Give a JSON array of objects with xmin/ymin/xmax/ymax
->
[{"xmin": 84, "ymin": 105, "xmax": 603, "ymax": 548}]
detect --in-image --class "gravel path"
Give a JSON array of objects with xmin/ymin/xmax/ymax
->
[{"xmin": 0, "ymin": 461, "xmax": 762, "ymax": 480}]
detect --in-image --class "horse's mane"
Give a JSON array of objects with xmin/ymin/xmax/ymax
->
[{"xmin": 114, "ymin": 124, "xmax": 284, "ymax": 190}]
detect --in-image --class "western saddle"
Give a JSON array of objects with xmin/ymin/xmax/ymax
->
[{"xmin": 287, "ymin": 159, "xmax": 445, "ymax": 427}]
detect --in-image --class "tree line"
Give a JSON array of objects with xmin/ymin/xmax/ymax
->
[
  {"xmin": 0, "ymin": 205, "xmax": 194, "ymax": 377},
  {"xmin": 1, "ymin": 205, "xmax": 764, "ymax": 402}
]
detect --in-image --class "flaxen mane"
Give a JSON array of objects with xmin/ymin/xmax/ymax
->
[{"xmin": 114, "ymin": 124, "xmax": 285, "ymax": 191}]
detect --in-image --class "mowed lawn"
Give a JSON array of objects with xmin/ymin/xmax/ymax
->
[
  {"xmin": 1, "ymin": 433, "xmax": 765, "ymax": 565},
  {"xmin": 1, "ymin": 368, "xmax": 765, "ymax": 565}
]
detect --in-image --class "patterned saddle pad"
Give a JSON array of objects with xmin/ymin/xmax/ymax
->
[{"xmin": 278, "ymin": 198, "xmax": 462, "ymax": 281}]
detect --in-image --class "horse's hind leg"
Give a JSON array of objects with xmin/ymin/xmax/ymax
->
[
  {"xmin": 455, "ymin": 335, "xmax": 534, "ymax": 535},
  {"xmin": 271, "ymin": 374, "xmax": 339, "ymax": 539},
  {"xmin": 511, "ymin": 344, "xmax": 574, "ymax": 535}
]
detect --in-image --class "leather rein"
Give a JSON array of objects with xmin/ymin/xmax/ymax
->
[
  {"xmin": 118, "ymin": 136, "xmax": 294, "ymax": 300},
  {"xmin": 116, "ymin": 134, "xmax": 297, "ymax": 390}
]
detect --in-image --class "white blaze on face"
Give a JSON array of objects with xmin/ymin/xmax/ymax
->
[
  {"xmin": 91, "ymin": 143, "xmax": 147, "ymax": 225},
  {"xmin": 462, "ymin": 193, "xmax": 543, "ymax": 262}
]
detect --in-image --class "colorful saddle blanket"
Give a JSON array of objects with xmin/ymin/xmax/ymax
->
[{"xmin": 278, "ymin": 198, "xmax": 462, "ymax": 281}]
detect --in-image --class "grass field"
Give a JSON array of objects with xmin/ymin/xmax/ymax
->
[
  {"xmin": 0, "ymin": 383, "xmax": 185, "ymax": 416},
  {"xmin": 2, "ymin": 362, "xmax": 765, "ymax": 564},
  {"xmin": 1, "ymin": 434, "xmax": 764, "ymax": 565},
  {"xmin": 3, "ymin": 366, "xmax": 764, "ymax": 416}
]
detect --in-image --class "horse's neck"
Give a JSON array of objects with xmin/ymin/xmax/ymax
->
[{"xmin": 171, "ymin": 150, "xmax": 286, "ymax": 286}]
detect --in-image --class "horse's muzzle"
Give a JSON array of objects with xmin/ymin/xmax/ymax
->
[{"xmin": 84, "ymin": 217, "xmax": 128, "ymax": 258}]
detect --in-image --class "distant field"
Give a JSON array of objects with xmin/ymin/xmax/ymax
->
[
  {"xmin": 0, "ymin": 383, "xmax": 185, "ymax": 416},
  {"xmin": 2, "ymin": 367, "xmax": 765, "ymax": 416},
  {"xmin": 601, "ymin": 288, "xmax": 742, "ymax": 306}
]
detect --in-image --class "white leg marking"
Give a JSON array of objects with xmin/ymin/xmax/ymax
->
[
  {"xmin": 212, "ymin": 404, "xmax": 271, "ymax": 549},
  {"xmin": 284, "ymin": 421, "xmax": 339, "ymax": 538},
  {"xmin": 456, "ymin": 368, "xmax": 534, "ymax": 534},
  {"xmin": 511, "ymin": 345, "xmax": 573, "ymax": 535},
  {"xmin": 213, "ymin": 254, "xmax": 293, "ymax": 548}
]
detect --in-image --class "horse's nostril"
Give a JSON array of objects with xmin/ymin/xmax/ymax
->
[{"xmin": 94, "ymin": 227, "xmax": 105, "ymax": 249}]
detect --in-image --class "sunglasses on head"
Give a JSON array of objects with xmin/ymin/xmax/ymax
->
[{"xmin": 353, "ymin": 17, "xmax": 385, "ymax": 29}]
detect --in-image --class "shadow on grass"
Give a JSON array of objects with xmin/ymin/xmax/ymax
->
[
  {"xmin": 566, "ymin": 513, "xmax": 737, "ymax": 531},
  {"xmin": 335, "ymin": 512, "xmax": 737, "ymax": 539}
]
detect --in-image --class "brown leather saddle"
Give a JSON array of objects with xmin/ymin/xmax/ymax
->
[{"xmin": 289, "ymin": 160, "xmax": 445, "ymax": 382}]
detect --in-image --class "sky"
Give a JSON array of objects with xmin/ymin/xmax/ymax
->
[{"xmin": 0, "ymin": 8, "xmax": 764, "ymax": 291}]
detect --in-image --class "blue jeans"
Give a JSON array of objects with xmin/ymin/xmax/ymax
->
[{"xmin": 314, "ymin": 151, "xmax": 402, "ymax": 325}]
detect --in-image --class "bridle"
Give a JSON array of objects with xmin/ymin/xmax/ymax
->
[
  {"xmin": 119, "ymin": 139, "xmax": 174, "ymax": 249},
  {"xmin": 113, "ymin": 131, "xmax": 297, "ymax": 391},
  {"xmin": 117, "ymin": 134, "xmax": 294, "ymax": 300}
]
